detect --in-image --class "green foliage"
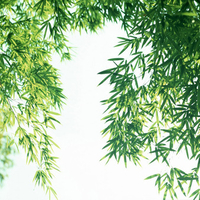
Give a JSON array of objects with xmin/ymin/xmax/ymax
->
[
  {"xmin": 99, "ymin": 0, "xmax": 200, "ymax": 199},
  {"xmin": 3, "ymin": 0, "xmax": 200, "ymax": 199},
  {"xmin": 0, "ymin": 134, "xmax": 15, "ymax": 185},
  {"xmin": 0, "ymin": 0, "xmax": 114, "ymax": 198},
  {"xmin": 0, "ymin": 1, "xmax": 68, "ymax": 198},
  {"xmin": 0, "ymin": 0, "xmax": 126, "ymax": 199}
]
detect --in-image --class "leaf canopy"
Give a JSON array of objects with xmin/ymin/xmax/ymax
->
[
  {"xmin": 99, "ymin": 0, "xmax": 200, "ymax": 199},
  {"xmin": 2, "ymin": 0, "xmax": 200, "ymax": 200}
]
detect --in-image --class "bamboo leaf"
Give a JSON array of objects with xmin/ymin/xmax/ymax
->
[{"xmin": 177, "ymin": 181, "xmax": 186, "ymax": 196}]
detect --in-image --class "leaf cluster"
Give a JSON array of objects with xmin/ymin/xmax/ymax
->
[
  {"xmin": 3, "ymin": 0, "xmax": 200, "ymax": 199},
  {"xmin": 99, "ymin": 0, "xmax": 200, "ymax": 199},
  {"xmin": 0, "ymin": 0, "xmax": 141, "ymax": 198},
  {"xmin": 0, "ymin": 0, "xmax": 116, "ymax": 198},
  {"xmin": 0, "ymin": 133, "xmax": 15, "ymax": 185}
]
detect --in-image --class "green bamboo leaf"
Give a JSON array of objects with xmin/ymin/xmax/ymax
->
[
  {"xmin": 177, "ymin": 181, "xmax": 186, "ymax": 196},
  {"xmin": 178, "ymin": 12, "xmax": 197, "ymax": 16},
  {"xmin": 46, "ymin": 110, "xmax": 60, "ymax": 117},
  {"xmin": 160, "ymin": 95, "xmax": 167, "ymax": 111},
  {"xmin": 7, "ymin": 139, "xmax": 14, "ymax": 148},
  {"xmin": 118, "ymin": 43, "xmax": 131, "ymax": 55},
  {"xmin": 108, "ymin": 58, "xmax": 124, "ymax": 61},
  {"xmin": 185, "ymin": 144, "xmax": 190, "ymax": 159},
  {"xmin": 170, "ymin": 168, "xmax": 174, "ymax": 186},
  {"xmin": 178, "ymin": 176, "xmax": 197, "ymax": 181},
  {"xmin": 169, "ymin": 189, "xmax": 174, "ymax": 200},
  {"xmin": 188, "ymin": 179, "xmax": 193, "ymax": 195},
  {"xmin": 155, "ymin": 175, "xmax": 161, "ymax": 191},
  {"xmin": 49, "ymin": 186, "xmax": 58, "ymax": 200},
  {"xmin": 98, "ymin": 74, "xmax": 112, "ymax": 86},
  {"xmin": 145, "ymin": 173, "xmax": 160, "ymax": 180},
  {"xmin": 163, "ymin": 187, "xmax": 168, "ymax": 200},
  {"xmin": 190, "ymin": 189, "xmax": 200, "ymax": 198},
  {"xmin": 134, "ymin": 74, "xmax": 138, "ymax": 88},
  {"xmin": 197, "ymin": 82, "xmax": 200, "ymax": 112},
  {"xmin": 123, "ymin": 154, "xmax": 127, "ymax": 167},
  {"xmin": 98, "ymin": 68, "xmax": 115, "ymax": 75}
]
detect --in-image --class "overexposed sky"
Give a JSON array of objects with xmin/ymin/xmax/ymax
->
[{"xmin": 0, "ymin": 22, "xmax": 192, "ymax": 200}]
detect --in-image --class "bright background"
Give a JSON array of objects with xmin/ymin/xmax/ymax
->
[{"xmin": 0, "ymin": 22, "xmax": 192, "ymax": 200}]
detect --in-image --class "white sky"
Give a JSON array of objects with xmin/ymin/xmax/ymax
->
[{"xmin": 0, "ymin": 22, "xmax": 193, "ymax": 200}]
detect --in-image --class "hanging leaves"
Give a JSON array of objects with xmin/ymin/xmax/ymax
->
[{"xmin": 99, "ymin": 0, "xmax": 200, "ymax": 200}]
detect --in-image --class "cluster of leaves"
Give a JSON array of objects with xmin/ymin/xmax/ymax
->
[
  {"xmin": 0, "ymin": 0, "xmax": 68, "ymax": 198},
  {"xmin": 0, "ymin": 0, "xmax": 138, "ymax": 198},
  {"xmin": 3, "ymin": 0, "xmax": 200, "ymax": 199},
  {"xmin": 0, "ymin": 134, "xmax": 15, "ymax": 185},
  {"xmin": 0, "ymin": 0, "xmax": 121, "ymax": 198},
  {"xmin": 99, "ymin": 0, "xmax": 200, "ymax": 199},
  {"xmin": 146, "ymin": 168, "xmax": 200, "ymax": 200}
]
